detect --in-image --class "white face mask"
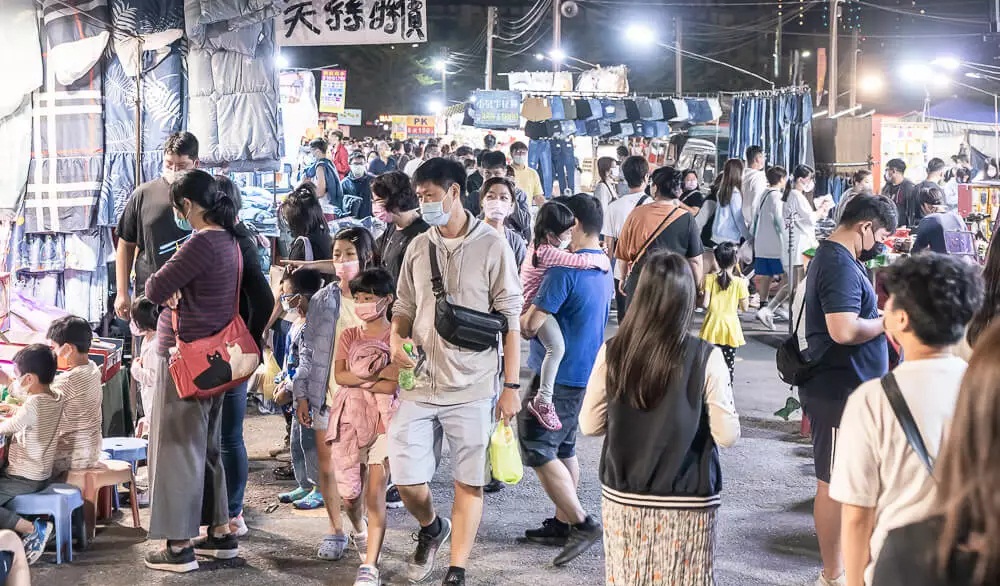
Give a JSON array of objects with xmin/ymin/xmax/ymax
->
[
  {"xmin": 558, "ymin": 237, "xmax": 572, "ymax": 250},
  {"xmin": 512, "ymin": 154, "xmax": 528, "ymax": 166},
  {"xmin": 162, "ymin": 168, "xmax": 176, "ymax": 184},
  {"xmin": 483, "ymin": 199, "xmax": 510, "ymax": 221},
  {"xmin": 420, "ymin": 197, "xmax": 453, "ymax": 226},
  {"xmin": 350, "ymin": 164, "xmax": 366, "ymax": 177}
]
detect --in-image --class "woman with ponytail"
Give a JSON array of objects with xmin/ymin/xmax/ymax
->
[{"xmin": 142, "ymin": 169, "xmax": 244, "ymax": 572}]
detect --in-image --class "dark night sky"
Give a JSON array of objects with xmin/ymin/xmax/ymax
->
[{"xmin": 280, "ymin": 0, "xmax": 1000, "ymax": 119}]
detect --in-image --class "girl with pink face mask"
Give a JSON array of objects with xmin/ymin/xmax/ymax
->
[{"xmin": 329, "ymin": 267, "xmax": 401, "ymax": 586}]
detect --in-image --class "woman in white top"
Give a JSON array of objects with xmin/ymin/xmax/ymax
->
[
  {"xmin": 592, "ymin": 156, "xmax": 620, "ymax": 212},
  {"xmin": 756, "ymin": 165, "xmax": 832, "ymax": 329}
]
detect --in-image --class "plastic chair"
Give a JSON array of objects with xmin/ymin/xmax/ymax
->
[
  {"xmin": 9, "ymin": 484, "xmax": 84, "ymax": 564},
  {"xmin": 65, "ymin": 460, "xmax": 140, "ymax": 540},
  {"xmin": 101, "ymin": 437, "xmax": 147, "ymax": 509}
]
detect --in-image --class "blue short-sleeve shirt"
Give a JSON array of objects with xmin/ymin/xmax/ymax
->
[
  {"xmin": 803, "ymin": 240, "xmax": 888, "ymax": 401},
  {"xmin": 528, "ymin": 252, "xmax": 613, "ymax": 388}
]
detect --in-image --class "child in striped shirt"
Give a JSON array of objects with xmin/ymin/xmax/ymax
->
[
  {"xmin": 46, "ymin": 316, "xmax": 103, "ymax": 475},
  {"xmin": 520, "ymin": 202, "xmax": 610, "ymax": 431},
  {"xmin": 0, "ymin": 344, "xmax": 63, "ymax": 564}
]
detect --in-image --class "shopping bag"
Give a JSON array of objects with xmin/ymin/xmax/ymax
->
[
  {"xmin": 488, "ymin": 421, "xmax": 524, "ymax": 485},
  {"xmin": 258, "ymin": 349, "xmax": 280, "ymax": 401}
]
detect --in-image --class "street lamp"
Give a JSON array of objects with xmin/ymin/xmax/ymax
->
[
  {"xmin": 927, "ymin": 58, "xmax": 1000, "ymax": 157},
  {"xmin": 427, "ymin": 100, "xmax": 443, "ymax": 115},
  {"xmin": 276, "ymin": 53, "xmax": 290, "ymax": 69},
  {"xmin": 624, "ymin": 23, "xmax": 774, "ymax": 88},
  {"xmin": 801, "ymin": 50, "xmax": 812, "ymax": 59},
  {"xmin": 931, "ymin": 56, "xmax": 961, "ymax": 71}
]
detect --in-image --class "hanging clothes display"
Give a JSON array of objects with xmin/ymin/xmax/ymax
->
[
  {"xmin": 729, "ymin": 88, "xmax": 814, "ymax": 173},
  {"xmin": 25, "ymin": 12, "xmax": 107, "ymax": 234},
  {"xmin": 99, "ymin": 43, "xmax": 185, "ymax": 226}
]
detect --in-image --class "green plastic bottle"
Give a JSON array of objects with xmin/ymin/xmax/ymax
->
[{"xmin": 398, "ymin": 343, "xmax": 417, "ymax": 390}]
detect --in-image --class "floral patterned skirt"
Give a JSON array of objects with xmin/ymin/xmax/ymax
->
[{"xmin": 602, "ymin": 496, "xmax": 717, "ymax": 586}]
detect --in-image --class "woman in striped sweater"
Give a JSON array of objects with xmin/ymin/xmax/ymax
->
[{"xmin": 581, "ymin": 251, "xmax": 741, "ymax": 586}]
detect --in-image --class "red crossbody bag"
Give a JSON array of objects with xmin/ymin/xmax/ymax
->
[{"xmin": 169, "ymin": 242, "xmax": 260, "ymax": 400}]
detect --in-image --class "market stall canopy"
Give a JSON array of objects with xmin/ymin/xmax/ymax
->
[{"xmin": 900, "ymin": 97, "xmax": 1000, "ymax": 158}]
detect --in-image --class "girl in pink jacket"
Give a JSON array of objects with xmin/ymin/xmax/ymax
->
[{"xmin": 328, "ymin": 268, "xmax": 400, "ymax": 586}]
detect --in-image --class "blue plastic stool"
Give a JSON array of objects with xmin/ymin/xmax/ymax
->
[
  {"xmin": 101, "ymin": 438, "xmax": 147, "ymax": 511},
  {"xmin": 9, "ymin": 484, "xmax": 84, "ymax": 564}
]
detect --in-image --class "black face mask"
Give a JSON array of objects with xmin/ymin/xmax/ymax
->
[{"xmin": 858, "ymin": 226, "xmax": 885, "ymax": 262}]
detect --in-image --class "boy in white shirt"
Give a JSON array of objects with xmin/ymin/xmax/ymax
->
[{"xmin": 830, "ymin": 254, "xmax": 983, "ymax": 586}]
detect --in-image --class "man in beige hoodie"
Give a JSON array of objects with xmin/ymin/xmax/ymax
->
[{"xmin": 388, "ymin": 158, "xmax": 523, "ymax": 586}]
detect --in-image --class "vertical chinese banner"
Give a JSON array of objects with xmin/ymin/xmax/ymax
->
[{"xmin": 320, "ymin": 69, "xmax": 347, "ymax": 114}]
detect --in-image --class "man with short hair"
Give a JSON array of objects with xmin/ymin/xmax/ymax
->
[
  {"xmin": 912, "ymin": 157, "xmax": 947, "ymax": 226},
  {"xmin": 373, "ymin": 170, "xmax": 429, "ymax": 284},
  {"xmin": 509, "ymin": 141, "xmax": 544, "ymax": 205},
  {"xmin": 519, "ymin": 194, "xmax": 612, "ymax": 567},
  {"xmin": 831, "ymin": 253, "xmax": 982, "ymax": 586},
  {"xmin": 389, "ymin": 158, "xmax": 523, "ymax": 586},
  {"xmin": 602, "ymin": 155, "xmax": 650, "ymax": 320},
  {"xmin": 801, "ymin": 195, "xmax": 898, "ymax": 586},
  {"xmin": 392, "ymin": 140, "xmax": 411, "ymax": 171},
  {"xmin": 341, "ymin": 151, "xmax": 375, "ymax": 219},
  {"xmin": 326, "ymin": 129, "xmax": 350, "ymax": 178},
  {"xmin": 483, "ymin": 134, "xmax": 497, "ymax": 152},
  {"xmin": 368, "ymin": 141, "xmax": 398, "ymax": 176},
  {"xmin": 741, "ymin": 145, "xmax": 768, "ymax": 227},
  {"xmin": 303, "ymin": 137, "xmax": 346, "ymax": 211},
  {"xmin": 114, "ymin": 131, "xmax": 198, "ymax": 320},
  {"xmin": 881, "ymin": 158, "xmax": 919, "ymax": 228}
]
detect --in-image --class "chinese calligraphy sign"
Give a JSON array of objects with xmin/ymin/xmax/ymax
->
[{"xmin": 281, "ymin": 0, "xmax": 427, "ymax": 46}]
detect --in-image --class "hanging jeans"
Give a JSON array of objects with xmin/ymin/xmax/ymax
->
[
  {"xmin": 529, "ymin": 140, "xmax": 553, "ymax": 199},
  {"xmin": 551, "ymin": 139, "xmax": 576, "ymax": 195}
]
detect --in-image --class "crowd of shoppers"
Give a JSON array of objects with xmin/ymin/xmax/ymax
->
[{"xmin": 89, "ymin": 127, "xmax": 1000, "ymax": 586}]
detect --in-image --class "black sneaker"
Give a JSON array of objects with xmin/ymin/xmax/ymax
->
[
  {"xmin": 386, "ymin": 483, "xmax": 405, "ymax": 510},
  {"xmin": 553, "ymin": 515, "xmax": 602, "ymax": 566},
  {"xmin": 406, "ymin": 517, "xmax": 452, "ymax": 583},
  {"xmin": 442, "ymin": 568, "xmax": 466, "ymax": 585},
  {"xmin": 483, "ymin": 479, "xmax": 505, "ymax": 493},
  {"xmin": 193, "ymin": 534, "xmax": 239, "ymax": 560},
  {"xmin": 273, "ymin": 464, "xmax": 295, "ymax": 480},
  {"xmin": 522, "ymin": 517, "xmax": 571, "ymax": 546},
  {"xmin": 145, "ymin": 546, "xmax": 199, "ymax": 573}
]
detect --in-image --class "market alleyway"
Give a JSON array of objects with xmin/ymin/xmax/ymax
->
[{"xmin": 33, "ymin": 318, "xmax": 822, "ymax": 586}]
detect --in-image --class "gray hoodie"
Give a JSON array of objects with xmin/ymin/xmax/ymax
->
[{"xmin": 395, "ymin": 211, "xmax": 523, "ymax": 405}]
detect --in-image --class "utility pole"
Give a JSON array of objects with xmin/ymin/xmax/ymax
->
[
  {"xmin": 675, "ymin": 16, "xmax": 683, "ymax": 94},
  {"xmin": 828, "ymin": 0, "xmax": 839, "ymax": 116},
  {"xmin": 848, "ymin": 28, "xmax": 859, "ymax": 110},
  {"xmin": 774, "ymin": 17, "xmax": 782, "ymax": 81},
  {"xmin": 441, "ymin": 46, "xmax": 448, "ymax": 107},
  {"xmin": 485, "ymin": 6, "xmax": 495, "ymax": 90},
  {"xmin": 552, "ymin": 0, "xmax": 561, "ymax": 73}
]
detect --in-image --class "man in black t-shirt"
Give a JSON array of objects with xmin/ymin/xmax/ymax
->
[
  {"xmin": 371, "ymin": 171, "xmax": 429, "ymax": 284},
  {"xmin": 114, "ymin": 132, "xmax": 198, "ymax": 320},
  {"xmin": 881, "ymin": 158, "xmax": 920, "ymax": 228}
]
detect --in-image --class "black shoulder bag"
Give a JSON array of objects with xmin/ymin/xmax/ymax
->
[
  {"xmin": 775, "ymin": 301, "xmax": 816, "ymax": 386},
  {"xmin": 428, "ymin": 242, "xmax": 508, "ymax": 352},
  {"xmin": 880, "ymin": 372, "xmax": 935, "ymax": 475}
]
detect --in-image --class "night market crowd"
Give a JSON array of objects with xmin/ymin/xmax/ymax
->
[{"xmin": 2, "ymin": 127, "xmax": 994, "ymax": 586}]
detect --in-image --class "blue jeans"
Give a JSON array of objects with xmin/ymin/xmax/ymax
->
[
  {"xmin": 290, "ymin": 417, "xmax": 318, "ymax": 490},
  {"xmin": 528, "ymin": 140, "xmax": 553, "ymax": 199},
  {"xmin": 221, "ymin": 382, "xmax": 249, "ymax": 518},
  {"xmin": 551, "ymin": 139, "xmax": 575, "ymax": 194}
]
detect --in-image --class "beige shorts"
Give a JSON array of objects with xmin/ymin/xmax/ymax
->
[{"xmin": 362, "ymin": 434, "xmax": 389, "ymax": 466}]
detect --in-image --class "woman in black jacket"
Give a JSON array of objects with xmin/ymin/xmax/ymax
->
[
  {"xmin": 216, "ymin": 176, "xmax": 275, "ymax": 536},
  {"xmin": 580, "ymin": 251, "xmax": 740, "ymax": 586}
]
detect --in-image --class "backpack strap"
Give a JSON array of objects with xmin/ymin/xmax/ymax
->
[{"xmin": 427, "ymin": 243, "xmax": 445, "ymax": 299}]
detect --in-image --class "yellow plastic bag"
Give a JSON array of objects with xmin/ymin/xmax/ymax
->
[
  {"xmin": 488, "ymin": 421, "xmax": 523, "ymax": 485},
  {"xmin": 258, "ymin": 349, "xmax": 281, "ymax": 401}
]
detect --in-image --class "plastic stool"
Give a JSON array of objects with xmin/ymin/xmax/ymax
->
[
  {"xmin": 9, "ymin": 484, "xmax": 84, "ymax": 564},
  {"xmin": 65, "ymin": 460, "xmax": 141, "ymax": 540},
  {"xmin": 101, "ymin": 438, "xmax": 147, "ymax": 510}
]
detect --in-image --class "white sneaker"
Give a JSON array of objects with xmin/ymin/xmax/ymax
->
[
  {"xmin": 774, "ymin": 306, "xmax": 790, "ymax": 321},
  {"xmin": 755, "ymin": 307, "xmax": 776, "ymax": 331},
  {"xmin": 230, "ymin": 514, "xmax": 249, "ymax": 538},
  {"xmin": 814, "ymin": 573, "xmax": 846, "ymax": 586}
]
